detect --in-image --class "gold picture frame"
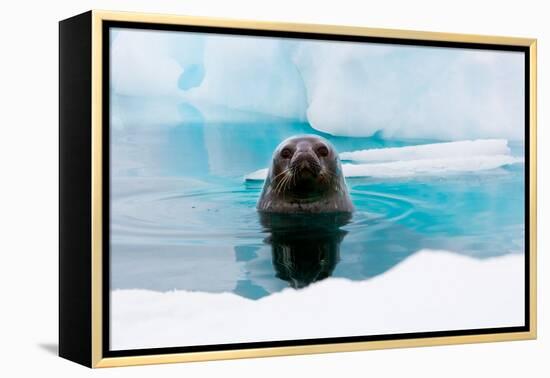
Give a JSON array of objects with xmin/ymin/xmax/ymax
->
[{"xmin": 59, "ymin": 9, "xmax": 537, "ymax": 368}]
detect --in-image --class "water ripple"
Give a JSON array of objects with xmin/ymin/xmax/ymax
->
[{"xmin": 111, "ymin": 182, "xmax": 416, "ymax": 246}]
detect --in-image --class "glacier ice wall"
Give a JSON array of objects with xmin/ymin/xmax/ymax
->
[
  {"xmin": 111, "ymin": 28, "xmax": 525, "ymax": 141},
  {"xmin": 292, "ymin": 43, "xmax": 524, "ymax": 140},
  {"xmin": 184, "ymin": 36, "xmax": 308, "ymax": 121},
  {"xmin": 111, "ymin": 29, "xmax": 205, "ymax": 97}
]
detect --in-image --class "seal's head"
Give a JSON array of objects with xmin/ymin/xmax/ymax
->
[{"xmin": 257, "ymin": 135, "xmax": 354, "ymax": 213}]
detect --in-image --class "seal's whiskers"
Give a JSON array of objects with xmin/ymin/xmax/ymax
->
[{"xmin": 274, "ymin": 171, "xmax": 292, "ymax": 195}]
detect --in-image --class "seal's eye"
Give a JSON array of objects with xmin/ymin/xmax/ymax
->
[
  {"xmin": 317, "ymin": 145, "xmax": 329, "ymax": 157},
  {"xmin": 280, "ymin": 148, "xmax": 292, "ymax": 159}
]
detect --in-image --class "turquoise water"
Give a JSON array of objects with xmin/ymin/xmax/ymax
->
[{"xmin": 110, "ymin": 103, "xmax": 525, "ymax": 299}]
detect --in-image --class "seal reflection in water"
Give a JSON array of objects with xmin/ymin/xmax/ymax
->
[
  {"xmin": 259, "ymin": 212, "xmax": 351, "ymax": 288},
  {"xmin": 257, "ymin": 135, "xmax": 354, "ymax": 288}
]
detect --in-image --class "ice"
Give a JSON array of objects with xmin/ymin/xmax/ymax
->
[
  {"xmin": 341, "ymin": 155, "xmax": 523, "ymax": 178},
  {"xmin": 245, "ymin": 168, "xmax": 269, "ymax": 181},
  {"xmin": 111, "ymin": 29, "xmax": 205, "ymax": 97},
  {"xmin": 244, "ymin": 139, "xmax": 522, "ymax": 181},
  {"xmin": 110, "ymin": 29, "xmax": 525, "ymax": 141},
  {"xmin": 293, "ymin": 43, "xmax": 524, "ymax": 140},
  {"xmin": 340, "ymin": 139, "xmax": 510, "ymax": 162},
  {"xmin": 184, "ymin": 36, "xmax": 307, "ymax": 121}
]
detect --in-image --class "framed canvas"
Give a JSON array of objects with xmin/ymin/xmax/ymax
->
[{"xmin": 59, "ymin": 10, "xmax": 537, "ymax": 368}]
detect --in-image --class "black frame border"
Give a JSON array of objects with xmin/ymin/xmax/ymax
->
[{"xmin": 101, "ymin": 20, "xmax": 531, "ymax": 359}]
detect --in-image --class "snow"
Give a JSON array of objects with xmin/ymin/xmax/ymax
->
[{"xmin": 111, "ymin": 250, "xmax": 524, "ymax": 350}]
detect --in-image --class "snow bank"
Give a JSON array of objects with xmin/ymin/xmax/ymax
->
[
  {"xmin": 111, "ymin": 250, "xmax": 524, "ymax": 350},
  {"xmin": 244, "ymin": 139, "xmax": 522, "ymax": 181}
]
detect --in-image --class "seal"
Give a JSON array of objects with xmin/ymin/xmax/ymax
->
[{"xmin": 257, "ymin": 134, "xmax": 354, "ymax": 213}]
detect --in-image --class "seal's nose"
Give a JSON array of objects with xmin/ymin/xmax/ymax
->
[
  {"xmin": 298, "ymin": 160, "xmax": 315, "ymax": 176},
  {"xmin": 299, "ymin": 159, "xmax": 311, "ymax": 170},
  {"xmin": 291, "ymin": 151, "xmax": 320, "ymax": 178}
]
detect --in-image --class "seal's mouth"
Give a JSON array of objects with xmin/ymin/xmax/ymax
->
[
  {"xmin": 296, "ymin": 162, "xmax": 316, "ymax": 178},
  {"xmin": 291, "ymin": 155, "xmax": 321, "ymax": 179}
]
